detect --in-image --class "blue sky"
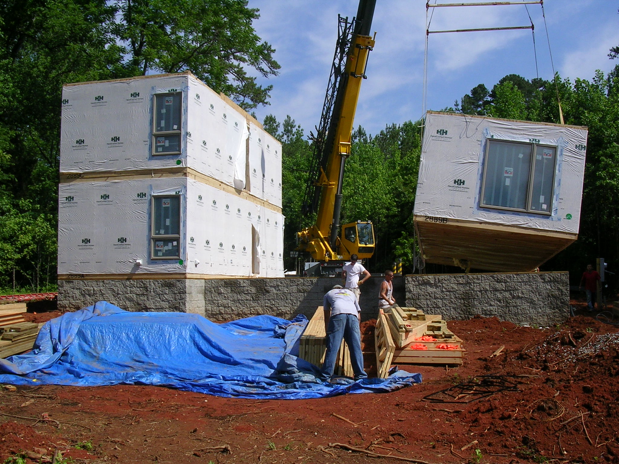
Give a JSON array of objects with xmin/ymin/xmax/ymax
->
[{"xmin": 247, "ymin": 0, "xmax": 619, "ymax": 137}]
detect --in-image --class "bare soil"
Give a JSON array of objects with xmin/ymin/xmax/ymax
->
[{"xmin": 1, "ymin": 301, "xmax": 618, "ymax": 464}]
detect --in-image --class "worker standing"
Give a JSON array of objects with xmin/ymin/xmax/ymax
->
[
  {"xmin": 320, "ymin": 285, "xmax": 368, "ymax": 382},
  {"xmin": 342, "ymin": 254, "xmax": 371, "ymax": 302},
  {"xmin": 378, "ymin": 270, "xmax": 396, "ymax": 309},
  {"xmin": 579, "ymin": 264, "xmax": 601, "ymax": 312}
]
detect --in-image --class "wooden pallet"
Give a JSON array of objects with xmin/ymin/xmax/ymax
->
[
  {"xmin": 0, "ymin": 322, "xmax": 39, "ymax": 359},
  {"xmin": 298, "ymin": 307, "xmax": 353, "ymax": 377},
  {"xmin": 375, "ymin": 309, "xmax": 396, "ymax": 378}
]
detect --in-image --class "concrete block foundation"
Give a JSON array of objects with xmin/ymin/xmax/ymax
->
[{"xmin": 58, "ymin": 271, "xmax": 569, "ymax": 326}]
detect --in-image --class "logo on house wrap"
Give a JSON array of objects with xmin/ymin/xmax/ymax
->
[
  {"xmin": 209, "ymin": 103, "xmax": 215, "ymax": 114},
  {"xmin": 195, "ymin": 93, "xmax": 200, "ymax": 102},
  {"xmin": 215, "ymin": 147, "xmax": 221, "ymax": 158},
  {"xmin": 187, "ymin": 131, "xmax": 192, "ymax": 139},
  {"xmin": 197, "ymin": 194, "xmax": 203, "ymax": 203},
  {"xmin": 114, "ymin": 236, "xmax": 130, "ymax": 249},
  {"xmin": 107, "ymin": 135, "xmax": 123, "ymax": 148},
  {"xmin": 449, "ymin": 178, "xmax": 470, "ymax": 193},
  {"xmin": 228, "ymin": 154, "xmax": 233, "ymax": 163},
  {"xmin": 242, "ymin": 246, "xmax": 247, "ymax": 253},
  {"xmin": 72, "ymin": 138, "xmax": 88, "ymax": 150},
  {"xmin": 168, "ymin": 88, "xmax": 178, "ymax": 93},
  {"xmin": 60, "ymin": 195, "xmax": 78, "ymax": 208},
  {"xmin": 62, "ymin": 98, "xmax": 71, "ymax": 107},
  {"xmin": 96, "ymin": 193, "xmax": 113, "ymax": 205},
  {"xmin": 575, "ymin": 144, "xmax": 587, "ymax": 151},
  {"xmin": 188, "ymin": 236, "xmax": 196, "ymax": 248},
  {"xmin": 91, "ymin": 95, "xmax": 107, "ymax": 107},
  {"xmin": 529, "ymin": 138, "xmax": 540, "ymax": 144},
  {"xmin": 78, "ymin": 237, "xmax": 93, "ymax": 248},
  {"xmin": 205, "ymin": 239, "xmax": 210, "ymax": 247},
  {"xmin": 231, "ymin": 244, "xmax": 236, "ymax": 251},
  {"xmin": 431, "ymin": 128, "xmax": 452, "ymax": 142},
  {"xmin": 127, "ymin": 91, "xmax": 143, "ymax": 103}
]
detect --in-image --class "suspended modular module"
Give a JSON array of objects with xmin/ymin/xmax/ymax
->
[{"xmin": 413, "ymin": 111, "xmax": 588, "ymax": 272}]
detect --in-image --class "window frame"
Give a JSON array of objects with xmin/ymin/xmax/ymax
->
[
  {"xmin": 152, "ymin": 92, "xmax": 183, "ymax": 156},
  {"xmin": 150, "ymin": 194, "xmax": 182, "ymax": 260},
  {"xmin": 480, "ymin": 139, "xmax": 557, "ymax": 216}
]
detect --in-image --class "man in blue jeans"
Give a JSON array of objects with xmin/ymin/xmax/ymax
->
[{"xmin": 320, "ymin": 285, "xmax": 368, "ymax": 382}]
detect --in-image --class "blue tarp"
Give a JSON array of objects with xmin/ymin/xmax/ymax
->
[{"xmin": 0, "ymin": 302, "xmax": 421, "ymax": 399}]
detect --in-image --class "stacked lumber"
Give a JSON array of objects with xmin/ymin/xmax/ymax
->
[
  {"xmin": 0, "ymin": 312, "xmax": 27, "ymax": 328},
  {"xmin": 298, "ymin": 307, "xmax": 353, "ymax": 378},
  {"xmin": 0, "ymin": 322, "xmax": 40, "ymax": 358},
  {"xmin": 383, "ymin": 305, "xmax": 464, "ymax": 366}
]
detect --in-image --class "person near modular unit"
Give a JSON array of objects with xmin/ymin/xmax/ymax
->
[
  {"xmin": 320, "ymin": 285, "xmax": 368, "ymax": 382},
  {"xmin": 342, "ymin": 254, "xmax": 371, "ymax": 302},
  {"xmin": 579, "ymin": 264, "xmax": 601, "ymax": 312},
  {"xmin": 378, "ymin": 270, "xmax": 396, "ymax": 309}
]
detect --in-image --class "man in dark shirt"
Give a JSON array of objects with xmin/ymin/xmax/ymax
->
[{"xmin": 579, "ymin": 264, "xmax": 601, "ymax": 312}]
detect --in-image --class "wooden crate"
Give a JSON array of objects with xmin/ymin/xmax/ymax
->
[
  {"xmin": 298, "ymin": 307, "xmax": 353, "ymax": 378},
  {"xmin": 375, "ymin": 309, "xmax": 395, "ymax": 378}
]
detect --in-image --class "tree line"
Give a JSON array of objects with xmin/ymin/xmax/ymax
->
[{"xmin": 1, "ymin": 1, "xmax": 617, "ymax": 292}]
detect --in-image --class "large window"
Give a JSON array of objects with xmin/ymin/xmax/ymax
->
[
  {"xmin": 481, "ymin": 139, "xmax": 557, "ymax": 215},
  {"xmin": 151, "ymin": 195, "xmax": 181, "ymax": 259},
  {"xmin": 152, "ymin": 93, "xmax": 182, "ymax": 155}
]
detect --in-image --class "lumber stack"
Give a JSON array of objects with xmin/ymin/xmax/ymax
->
[
  {"xmin": 0, "ymin": 322, "xmax": 40, "ymax": 359},
  {"xmin": 0, "ymin": 311, "xmax": 27, "ymax": 328},
  {"xmin": 383, "ymin": 305, "xmax": 464, "ymax": 366},
  {"xmin": 298, "ymin": 307, "xmax": 353, "ymax": 378}
]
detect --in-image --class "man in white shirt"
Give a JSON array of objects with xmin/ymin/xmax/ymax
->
[
  {"xmin": 320, "ymin": 285, "xmax": 367, "ymax": 382},
  {"xmin": 342, "ymin": 254, "xmax": 371, "ymax": 302}
]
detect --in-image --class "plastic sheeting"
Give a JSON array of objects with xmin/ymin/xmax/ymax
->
[
  {"xmin": 414, "ymin": 112, "xmax": 588, "ymax": 233},
  {"xmin": 0, "ymin": 302, "xmax": 421, "ymax": 399}
]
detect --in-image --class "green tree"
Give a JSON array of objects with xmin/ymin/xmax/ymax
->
[
  {"xmin": 488, "ymin": 81, "xmax": 527, "ymax": 120},
  {"xmin": 111, "ymin": 0, "xmax": 280, "ymax": 109}
]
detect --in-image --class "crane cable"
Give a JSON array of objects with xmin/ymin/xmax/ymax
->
[
  {"xmin": 423, "ymin": 0, "xmax": 564, "ymax": 125},
  {"xmin": 540, "ymin": 1, "xmax": 565, "ymax": 124}
]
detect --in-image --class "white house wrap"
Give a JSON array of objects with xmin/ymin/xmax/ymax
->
[
  {"xmin": 413, "ymin": 111, "xmax": 588, "ymax": 272},
  {"xmin": 59, "ymin": 73, "xmax": 283, "ymax": 279}
]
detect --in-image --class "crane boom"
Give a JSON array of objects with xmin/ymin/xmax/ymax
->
[{"xmin": 297, "ymin": 0, "xmax": 376, "ymax": 266}]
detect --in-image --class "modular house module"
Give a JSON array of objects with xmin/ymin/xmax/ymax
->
[
  {"xmin": 59, "ymin": 72, "xmax": 284, "ymax": 281},
  {"xmin": 413, "ymin": 111, "xmax": 588, "ymax": 272}
]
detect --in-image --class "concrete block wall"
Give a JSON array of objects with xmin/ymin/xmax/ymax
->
[
  {"xmin": 58, "ymin": 271, "xmax": 568, "ymax": 326},
  {"xmin": 405, "ymin": 272, "xmax": 569, "ymax": 326}
]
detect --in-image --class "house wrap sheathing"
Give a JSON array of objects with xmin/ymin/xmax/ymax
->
[
  {"xmin": 414, "ymin": 111, "xmax": 588, "ymax": 272},
  {"xmin": 59, "ymin": 72, "xmax": 284, "ymax": 280}
]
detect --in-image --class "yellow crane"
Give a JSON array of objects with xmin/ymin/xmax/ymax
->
[{"xmin": 297, "ymin": 0, "xmax": 376, "ymax": 274}]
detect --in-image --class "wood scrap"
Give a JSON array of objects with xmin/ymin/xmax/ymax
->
[
  {"xmin": 329, "ymin": 443, "xmax": 432, "ymax": 463},
  {"xmin": 490, "ymin": 345, "xmax": 505, "ymax": 358}
]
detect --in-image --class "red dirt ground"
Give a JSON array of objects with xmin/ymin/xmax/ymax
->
[{"xmin": 1, "ymin": 302, "xmax": 618, "ymax": 464}]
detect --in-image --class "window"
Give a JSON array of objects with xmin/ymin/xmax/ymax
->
[
  {"xmin": 344, "ymin": 226, "xmax": 357, "ymax": 243},
  {"xmin": 481, "ymin": 139, "xmax": 556, "ymax": 215},
  {"xmin": 151, "ymin": 195, "xmax": 181, "ymax": 259},
  {"xmin": 152, "ymin": 93, "xmax": 182, "ymax": 155}
]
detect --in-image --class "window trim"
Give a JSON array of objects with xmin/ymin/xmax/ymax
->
[
  {"xmin": 152, "ymin": 92, "xmax": 183, "ymax": 156},
  {"xmin": 480, "ymin": 139, "xmax": 557, "ymax": 216},
  {"xmin": 150, "ymin": 194, "xmax": 182, "ymax": 260}
]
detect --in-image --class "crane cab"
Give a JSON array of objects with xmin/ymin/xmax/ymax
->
[{"xmin": 340, "ymin": 221, "xmax": 375, "ymax": 259}]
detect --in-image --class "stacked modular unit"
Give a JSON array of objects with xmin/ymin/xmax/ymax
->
[
  {"xmin": 413, "ymin": 111, "xmax": 588, "ymax": 271},
  {"xmin": 59, "ymin": 73, "xmax": 283, "ymax": 279}
]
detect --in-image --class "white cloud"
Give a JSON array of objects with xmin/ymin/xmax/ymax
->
[{"xmin": 560, "ymin": 23, "xmax": 619, "ymax": 81}]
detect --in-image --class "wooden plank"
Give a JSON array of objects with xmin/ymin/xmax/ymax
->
[
  {"xmin": 1, "ymin": 328, "xmax": 39, "ymax": 341},
  {"xmin": 375, "ymin": 310, "xmax": 396, "ymax": 379},
  {"xmin": 0, "ymin": 336, "xmax": 37, "ymax": 358},
  {"xmin": 6, "ymin": 322, "xmax": 38, "ymax": 332}
]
